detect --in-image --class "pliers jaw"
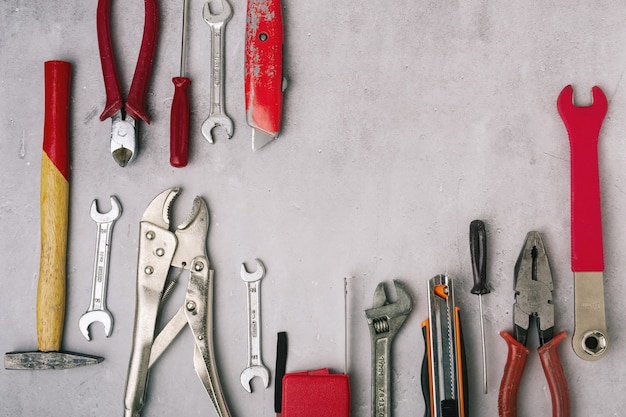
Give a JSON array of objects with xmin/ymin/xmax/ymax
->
[
  {"xmin": 110, "ymin": 111, "xmax": 137, "ymax": 167},
  {"xmin": 513, "ymin": 231, "xmax": 555, "ymax": 347}
]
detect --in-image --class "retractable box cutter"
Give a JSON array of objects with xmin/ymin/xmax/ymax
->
[
  {"xmin": 421, "ymin": 275, "xmax": 469, "ymax": 417},
  {"xmin": 245, "ymin": 0, "xmax": 286, "ymax": 151}
]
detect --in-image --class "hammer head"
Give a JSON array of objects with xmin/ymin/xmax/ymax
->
[{"xmin": 5, "ymin": 350, "xmax": 103, "ymax": 370}]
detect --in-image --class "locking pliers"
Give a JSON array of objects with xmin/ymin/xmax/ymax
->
[{"xmin": 124, "ymin": 188, "xmax": 232, "ymax": 417}]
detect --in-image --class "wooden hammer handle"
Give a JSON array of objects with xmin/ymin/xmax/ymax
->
[{"xmin": 37, "ymin": 60, "xmax": 71, "ymax": 352}]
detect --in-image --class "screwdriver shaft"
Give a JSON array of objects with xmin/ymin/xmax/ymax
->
[{"xmin": 479, "ymin": 294, "xmax": 487, "ymax": 394}]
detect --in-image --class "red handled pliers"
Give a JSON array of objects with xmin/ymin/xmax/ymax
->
[
  {"xmin": 498, "ymin": 231, "xmax": 570, "ymax": 417},
  {"xmin": 97, "ymin": 0, "xmax": 158, "ymax": 167}
]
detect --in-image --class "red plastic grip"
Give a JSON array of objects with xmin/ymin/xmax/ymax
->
[
  {"xmin": 557, "ymin": 85, "xmax": 607, "ymax": 272},
  {"xmin": 498, "ymin": 331, "xmax": 529, "ymax": 417},
  {"xmin": 96, "ymin": 0, "xmax": 158, "ymax": 123},
  {"xmin": 170, "ymin": 76, "xmax": 191, "ymax": 168},
  {"xmin": 245, "ymin": 0, "xmax": 284, "ymax": 137},
  {"xmin": 43, "ymin": 60, "xmax": 71, "ymax": 181},
  {"xmin": 537, "ymin": 331, "xmax": 571, "ymax": 417}
]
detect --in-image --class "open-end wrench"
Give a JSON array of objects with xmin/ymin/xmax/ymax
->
[
  {"xmin": 557, "ymin": 85, "xmax": 610, "ymax": 361},
  {"xmin": 79, "ymin": 196, "xmax": 122, "ymax": 340},
  {"xmin": 201, "ymin": 0, "xmax": 234, "ymax": 143},
  {"xmin": 365, "ymin": 280, "xmax": 413, "ymax": 417},
  {"xmin": 240, "ymin": 259, "xmax": 270, "ymax": 392}
]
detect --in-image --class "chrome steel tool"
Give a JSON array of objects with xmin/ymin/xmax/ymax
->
[
  {"xmin": 365, "ymin": 280, "xmax": 412, "ymax": 417},
  {"xmin": 421, "ymin": 275, "xmax": 468, "ymax": 417},
  {"xmin": 498, "ymin": 231, "xmax": 570, "ymax": 417},
  {"xmin": 79, "ymin": 196, "xmax": 122, "ymax": 340},
  {"xmin": 97, "ymin": 0, "xmax": 159, "ymax": 167},
  {"xmin": 124, "ymin": 188, "xmax": 232, "ymax": 417},
  {"xmin": 201, "ymin": 0, "xmax": 234, "ymax": 143},
  {"xmin": 557, "ymin": 85, "xmax": 609, "ymax": 361},
  {"xmin": 240, "ymin": 259, "xmax": 271, "ymax": 392}
]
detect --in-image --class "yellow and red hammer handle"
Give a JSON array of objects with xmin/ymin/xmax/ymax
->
[{"xmin": 37, "ymin": 60, "xmax": 71, "ymax": 352}]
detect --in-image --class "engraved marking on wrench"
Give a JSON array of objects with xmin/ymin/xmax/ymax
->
[
  {"xmin": 240, "ymin": 259, "xmax": 270, "ymax": 392},
  {"xmin": 201, "ymin": 0, "xmax": 234, "ymax": 142},
  {"xmin": 79, "ymin": 196, "xmax": 122, "ymax": 340}
]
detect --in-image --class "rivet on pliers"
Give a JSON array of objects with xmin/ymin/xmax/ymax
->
[{"xmin": 96, "ymin": 0, "xmax": 159, "ymax": 167}]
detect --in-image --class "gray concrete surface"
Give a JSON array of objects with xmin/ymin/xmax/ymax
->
[{"xmin": 2, "ymin": 0, "xmax": 626, "ymax": 415}]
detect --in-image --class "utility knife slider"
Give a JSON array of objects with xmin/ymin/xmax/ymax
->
[{"xmin": 245, "ymin": 0, "xmax": 286, "ymax": 151}]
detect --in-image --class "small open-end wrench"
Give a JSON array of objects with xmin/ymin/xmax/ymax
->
[
  {"xmin": 240, "ymin": 259, "xmax": 270, "ymax": 392},
  {"xmin": 557, "ymin": 85, "xmax": 610, "ymax": 361},
  {"xmin": 365, "ymin": 280, "xmax": 413, "ymax": 417},
  {"xmin": 201, "ymin": 0, "xmax": 234, "ymax": 143},
  {"xmin": 78, "ymin": 196, "xmax": 122, "ymax": 340}
]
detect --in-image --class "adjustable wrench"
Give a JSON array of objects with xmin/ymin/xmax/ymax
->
[
  {"xmin": 201, "ymin": 0, "xmax": 234, "ymax": 143},
  {"xmin": 365, "ymin": 280, "xmax": 413, "ymax": 417},
  {"xmin": 79, "ymin": 196, "xmax": 122, "ymax": 340},
  {"xmin": 240, "ymin": 259, "xmax": 270, "ymax": 392}
]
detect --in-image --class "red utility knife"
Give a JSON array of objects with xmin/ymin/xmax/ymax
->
[{"xmin": 245, "ymin": 0, "xmax": 285, "ymax": 151}]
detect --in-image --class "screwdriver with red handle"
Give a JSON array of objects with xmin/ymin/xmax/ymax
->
[{"xmin": 170, "ymin": 0, "xmax": 191, "ymax": 167}]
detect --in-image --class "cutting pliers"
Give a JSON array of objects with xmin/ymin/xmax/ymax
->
[
  {"xmin": 97, "ymin": 0, "xmax": 158, "ymax": 167},
  {"xmin": 498, "ymin": 231, "xmax": 570, "ymax": 417},
  {"xmin": 124, "ymin": 188, "xmax": 232, "ymax": 417}
]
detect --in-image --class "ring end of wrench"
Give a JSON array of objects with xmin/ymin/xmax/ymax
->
[{"xmin": 572, "ymin": 271, "xmax": 609, "ymax": 361}]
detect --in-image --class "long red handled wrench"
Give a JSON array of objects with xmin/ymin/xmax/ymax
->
[{"xmin": 557, "ymin": 85, "xmax": 609, "ymax": 361}]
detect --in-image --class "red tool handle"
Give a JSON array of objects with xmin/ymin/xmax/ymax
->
[
  {"xmin": 170, "ymin": 76, "xmax": 191, "ymax": 167},
  {"xmin": 245, "ymin": 0, "xmax": 284, "ymax": 137},
  {"xmin": 38, "ymin": 60, "xmax": 71, "ymax": 352},
  {"xmin": 537, "ymin": 332, "xmax": 571, "ymax": 417},
  {"xmin": 97, "ymin": 0, "xmax": 158, "ymax": 123},
  {"xmin": 498, "ymin": 331, "xmax": 529, "ymax": 417},
  {"xmin": 557, "ymin": 85, "xmax": 607, "ymax": 272}
]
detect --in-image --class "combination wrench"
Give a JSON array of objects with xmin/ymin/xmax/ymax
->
[
  {"xmin": 78, "ymin": 196, "xmax": 122, "ymax": 340},
  {"xmin": 201, "ymin": 0, "xmax": 234, "ymax": 142},
  {"xmin": 240, "ymin": 259, "xmax": 270, "ymax": 392}
]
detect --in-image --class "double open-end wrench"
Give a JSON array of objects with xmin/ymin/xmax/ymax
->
[
  {"xmin": 79, "ymin": 196, "xmax": 122, "ymax": 340},
  {"xmin": 201, "ymin": 0, "xmax": 234, "ymax": 143},
  {"xmin": 365, "ymin": 280, "xmax": 413, "ymax": 417},
  {"xmin": 240, "ymin": 259, "xmax": 270, "ymax": 392},
  {"xmin": 557, "ymin": 85, "xmax": 610, "ymax": 361}
]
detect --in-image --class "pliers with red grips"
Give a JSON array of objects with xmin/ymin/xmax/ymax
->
[
  {"xmin": 97, "ymin": 0, "xmax": 158, "ymax": 167},
  {"xmin": 498, "ymin": 231, "xmax": 571, "ymax": 417}
]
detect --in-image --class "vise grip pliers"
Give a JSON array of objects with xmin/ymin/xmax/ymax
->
[
  {"xmin": 124, "ymin": 188, "xmax": 232, "ymax": 417},
  {"xmin": 97, "ymin": 0, "xmax": 158, "ymax": 167}
]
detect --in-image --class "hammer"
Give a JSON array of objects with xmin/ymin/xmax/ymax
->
[{"xmin": 4, "ymin": 61, "xmax": 103, "ymax": 370}]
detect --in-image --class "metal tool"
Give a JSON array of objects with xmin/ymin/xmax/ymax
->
[
  {"xmin": 201, "ymin": 0, "xmax": 234, "ymax": 143},
  {"xmin": 364, "ymin": 280, "xmax": 412, "ymax": 417},
  {"xmin": 78, "ymin": 196, "xmax": 122, "ymax": 340},
  {"xmin": 240, "ymin": 259, "xmax": 271, "ymax": 392},
  {"xmin": 5, "ymin": 61, "xmax": 103, "ymax": 370},
  {"xmin": 245, "ymin": 0, "xmax": 286, "ymax": 150},
  {"xmin": 170, "ymin": 0, "xmax": 192, "ymax": 167},
  {"xmin": 124, "ymin": 188, "xmax": 232, "ymax": 417},
  {"xmin": 557, "ymin": 85, "xmax": 609, "ymax": 361},
  {"xmin": 97, "ymin": 0, "xmax": 159, "ymax": 167},
  {"xmin": 421, "ymin": 275, "xmax": 468, "ymax": 417},
  {"xmin": 469, "ymin": 219, "xmax": 489, "ymax": 394},
  {"xmin": 498, "ymin": 231, "xmax": 570, "ymax": 417}
]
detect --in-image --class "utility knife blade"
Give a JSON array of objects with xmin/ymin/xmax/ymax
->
[{"xmin": 245, "ymin": 0, "xmax": 285, "ymax": 151}]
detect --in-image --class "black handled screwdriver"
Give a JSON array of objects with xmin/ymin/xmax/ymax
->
[{"xmin": 470, "ymin": 219, "xmax": 490, "ymax": 394}]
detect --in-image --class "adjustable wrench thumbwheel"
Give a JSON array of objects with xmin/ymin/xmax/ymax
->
[
  {"xmin": 79, "ymin": 196, "xmax": 122, "ymax": 340},
  {"xmin": 240, "ymin": 259, "xmax": 271, "ymax": 392}
]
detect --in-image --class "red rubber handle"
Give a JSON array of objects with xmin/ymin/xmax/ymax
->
[
  {"xmin": 245, "ymin": 0, "xmax": 284, "ymax": 137},
  {"xmin": 557, "ymin": 85, "xmax": 607, "ymax": 272},
  {"xmin": 537, "ymin": 332, "xmax": 571, "ymax": 417},
  {"xmin": 97, "ymin": 0, "xmax": 158, "ymax": 124},
  {"xmin": 498, "ymin": 331, "xmax": 529, "ymax": 417},
  {"xmin": 170, "ymin": 76, "xmax": 191, "ymax": 167}
]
